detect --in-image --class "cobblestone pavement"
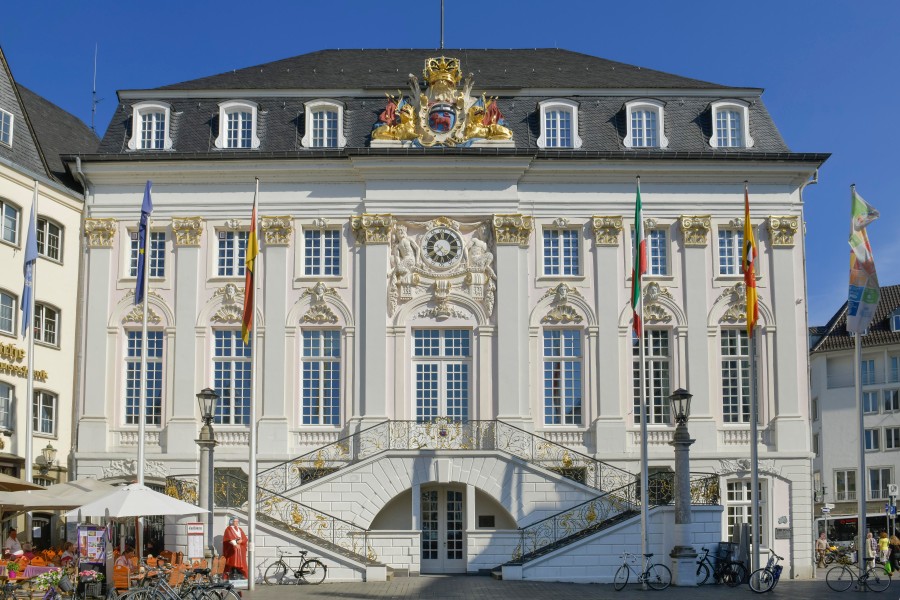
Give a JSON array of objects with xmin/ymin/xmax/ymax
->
[{"xmin": 240, "ymin": 573, "xmax": 873, "ymax": 600}]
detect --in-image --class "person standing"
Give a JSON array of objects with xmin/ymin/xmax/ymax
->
[
  {"xmin": 866, "ymin": 531, "xmax": 877, "ymax": 568},
  {"xmin": 889, "ymin": 531, "xmax": 900, "ymax": 572},
  {"xmin": 222, "ymin": 517, "xmax": 248, "ymax": 580},
  {"xmin": 879, "ymin": 531, "xmax": 891, "ymax": 565},
  {"xmin": 816, "ymin": 532, "xmax": 828, "ymax": 568}
]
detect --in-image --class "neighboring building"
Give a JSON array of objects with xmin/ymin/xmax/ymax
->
[
  {"xmin": 69, "ymin": 49, "xmax": 826, "ymax": 581},
  {"xmin": 0, "ymin": 46, "xmax": 98, "ymax": 543},
  {"xmin": 810, "ymin": 285, "xmax": 900, "ymax": 538}
]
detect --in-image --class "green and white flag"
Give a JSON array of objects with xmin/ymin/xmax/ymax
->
[{"xmin": 847, "ymin": 186, "xmax": 880, "ymax": 334}]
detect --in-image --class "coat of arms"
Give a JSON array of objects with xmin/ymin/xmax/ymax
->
[{"xmin": 371, "ymin": 56, "xmax": 513, "ymax": 147}]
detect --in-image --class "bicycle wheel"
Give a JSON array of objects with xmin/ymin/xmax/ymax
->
[
  {"xmin": 264, "ymin": 562, "xmax": 288, "ymax": 585},
  {"xmin": 695, "ymin": 562, "xmax": 711, "ymax": 585},
  {"xmin": 299, "ymin": 559, "xmax": 327, "ymax": 585},
  {"xmin": 826, "ymin": 565, "xmax": 855, "ymax": 592},
  {"xmin": 825, "ymin": 554, "xmax": 835, "ymax": 565},
  {"xmin": 646, "ymin": 563, "xmax": 671, "ymax": 590},
  {"xmin": 748, "ymin": 568, "xmax": 774, "ymax": 593},
  {"xmin": 208, "ymin": 589, "xmax": 242, "ymax": 600},
  {"xmin": 722, "ymin": 561, "xmax": 747, "ymax": 587},
  {"xmin": 864, "ymin": 567, "xmax": 891, "ymax": 592},
  {"xmin": 613, "ymin": 565, "xmax": 629, "ymax": 591}
]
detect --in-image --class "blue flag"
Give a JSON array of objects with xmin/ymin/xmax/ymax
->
[
  {"xmin": 135, "ymin": 181, "xmax": 153, "ymax": 305},
  {"xmin": 20, "ymin": 189, "xmax": 38, "ymax": 338}
]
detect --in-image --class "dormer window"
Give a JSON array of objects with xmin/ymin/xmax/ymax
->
[
  {"xmin": 891, "ymin": 309, "xmax": 900, "ymax": 333},
  {"xmin": 0, "ymin": 109, "xmax": 13, "ymax": 146},
  {"xmin": 537, "ymin": 99, "xmax": 582, "ymax": 149},
  {"xmin": 301, "ymin": 100, "xmax": 345, "ymax": 149},
  {"xmin": 710, "ymin": 100, "xmax": 753, "ymax": 148},
  {"xmin": 128, "ymin": 102, "xmax": 173, "ymax": 150},
  {"xmin": 215, "ymin": 101, "xmax": 260, "ymax": 149},
  {"xmin": 624, "ymin": 99, "xmax": 668, "ymax": 149}
]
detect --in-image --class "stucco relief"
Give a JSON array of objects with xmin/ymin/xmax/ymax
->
[
  {"xmin": 540, "ymin": 284, "xmax": 584, "ymax": 324},
  {"xmin": 301, "ymin": 282, "xmax": 339, "ymax": 324},
  {"xmin": 261, "ymin": 215, "xmax": 293, "ymax": 245},
  {"xmin": 591, "ymin": 216, "xmax": 623, "ymax": 246},
  {"xmin": 351, "ymin": 213, "xmax": 395, "ymax": 245},
  {"xmin": 84, "ymin": 218, "xmax": 117, "ymax": 247},
  {"xmin": 492, "ymin": 214, "xmax": 533, "ymax": 246},
  {"xmin": 172, "ymin": 217, "xmax": 203, "ymax": 246},
  {"xmin": 716, "ymin": 458, "xmax": 779, "ymax": 477},
  {"xmin": 210, "ymin": 283, "xmax": 245, "ymax": 324},
  {"xmin": 679, "ymin": 215, "xmax": 711, "ymax": 247},
  {"xmin": 643, "ymin": 282, "xmax": 673, "ymax": 325},
  {"xmin": 718, "ymin": 283, "xmax": 748, "ymax": 324},
  {"xmin": 103, "ymin": 459, "xmax": 168, "ymax": 479},
  {"xmin": 767, "ymin": 215, "xmax": 799, "ymax": 247}
]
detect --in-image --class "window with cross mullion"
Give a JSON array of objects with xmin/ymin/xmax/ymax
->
[
  {"xmin": 632, "ymin": 330, "xmax": 671, "ymax": 424},
  {"xmin": 36, "ymin": 218, "xmax": 62, "ymax": 261},
  {"xmin": 213, "ymin": 330, "xmax": 251, "ymax": 425},
  {"xmin": 125, "ymin": 330, "xmax": 163, "ymax": 426},
  {"xmin": 302, "ymin": 330, "xmax": 341, "ymax": 425},
  {"xmin": 304, "ymin": 229, "xmax": 340, "ymax": 276},
  {"xmin": 721, "ymin": 329, "xmax": 751, "ymax": 423},
  {"xmin": 543, "ymin": 229, "xmax": 579, "ymax": 276},
  {"xmin": 217, "ymin": 231, "xmax": 248, "ymax": 277},
  {"xmin": 543, "ymin": 329, "xmax": 582, "ymax": 425},
  {"xmin": 413, "ymin": 329, "xmax": 470, "ymax": 423},
  {"xmin": 718, "ymin": 229, "xmax": 744, "ymax": 275},
  {"xmin": 130, "ymin": 231, "xmax": 166, "ymax": 278}
]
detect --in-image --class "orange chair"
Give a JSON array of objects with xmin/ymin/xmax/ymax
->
[
  {"xmin": 30, "ymin": 557, "xmax": 46, "ymax": 566},
  {"xmin": 112, "ymin": 565, "xmax": 131, "ymax": 594}
]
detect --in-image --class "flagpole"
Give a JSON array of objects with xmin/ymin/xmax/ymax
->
[
  {"xmin": 138, "ymin": 211, "xmax": 150, "ymax": 488},
  {"xmin": 25, "ymin": 182, "xmax": 37, "ymax": 491},
  {"xmin": 636, "ymin": 176, "xmax": 649, "ymax": 589},
  {"xmin": 749, "ymin": 326, "xmax": 759, "ymax": 571},
  {"xmin": 248, "ymin": 178, "xmax": 259, "ymax": 591},
  {"xmin": 855, "ymin": 330, "xmax": 866, "ymax": 574}
]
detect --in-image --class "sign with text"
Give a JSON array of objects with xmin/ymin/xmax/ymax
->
[{"xmin": 186, "ymin": 522, "xmax": 204, "ymax": 560}]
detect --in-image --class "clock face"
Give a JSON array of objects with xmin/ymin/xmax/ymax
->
[{"xmin": 422, "ymin": 227, "xmax": 463, "ymax": 269}]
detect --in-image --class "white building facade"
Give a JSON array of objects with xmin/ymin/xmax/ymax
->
[{"xmin": 70, "ymin": 50, "xmax": 825, "ymax": 581}]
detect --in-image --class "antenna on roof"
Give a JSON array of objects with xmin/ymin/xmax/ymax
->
[
  {"xmin": 440, "ymin": 0, "xmax": 444, "ymax": 49},
  {"xmin": 91, "ymin": 43, "xmax": 102, "ymax": 133}
]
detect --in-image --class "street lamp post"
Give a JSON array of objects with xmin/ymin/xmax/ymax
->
[
  {"xmin": 196, "ymin": 388, "xmax": 219, "ymax": 558},
  {"xmin": 668, "ymin": 388, "xmax": 697, "ymax": 586}
]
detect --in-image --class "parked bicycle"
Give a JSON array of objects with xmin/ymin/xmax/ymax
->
[
  {"xmin": 264, "ymin": 548, "xmax": 327, "ymax": 585},
  {"xmin": 825, "ymin": 562, "xmax": 891, "ymax": 592},
  {"xmin": 613, "ymin": 552, "xmax": 671, "ymax": 591},
  {"xmin": 748, "ymin": 550, "xmax": 784, "ymax": 593},
  {"xmin": 694, "ymin": 546, "xmax": 748, "ymax": 586},
  {"xmin": 824, "ymin": 544, "xmax": 854, "ymax": 566}
]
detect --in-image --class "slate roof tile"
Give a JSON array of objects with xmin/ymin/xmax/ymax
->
[{"xmin": 810, "ymin": 284, "xmax": 900, "ymax": 354}]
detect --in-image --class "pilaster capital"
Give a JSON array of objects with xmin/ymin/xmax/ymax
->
[
  {"xmin": 591, "ymin": 216, "xmax": 623, "ymax": 246},
  {"xmin": 351, "ymin": 213, "xmax": 395, "ymax": 245},
  {"xmin": 84, "ymin": 218, "xmax": 117, "ymax": 248},
  {"xmin": 767, "ymin": 215, "xmax": 799, "ymax": 247},
  {"xmin": 261, "ymin": 215, "xmax": 293, "ymax": 245},
  {"xmin": 172, "ymin": 217, "xmax": 204, "ymax": 247},
  {"xmin": 492, "ymin": 214, "xmax": 533, "ymax": 246},
  {"xmin": 679, "ymin": 215, "xmax": 711, "ymax": 247}
]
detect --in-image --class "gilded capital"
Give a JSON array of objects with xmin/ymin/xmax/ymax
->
[
  {"xmin": 84, "ymin": 218, "xmax": 117, "ymax": 248},
  {"xmin": 261, "ymin": 216, "xmax": 293, "ymax": 245},
  {"xmin": 351, "ymin": 214, "xmax": 395, "ymax": 244},
  {"xmin": 492, "ymin": 214, "xmax": 533, "ymax": 246},
  {"xmin": 767, "ymin": 215, "xmax": 799, "ymax": 247},
  {"xmin": 172, "ymin": 217, "xmax": 203, "ymax": 246},
  {"xmin": 591, "ymin": 216, "xmax": 623, "ymax": 246},
  {"xmin": 679, "ymin": 215, "xmax": 711, "ymax": 247}
]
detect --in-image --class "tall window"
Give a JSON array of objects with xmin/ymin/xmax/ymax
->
[
  {"xmin": 718, "ymin": 229, "xmax": 744, "ymax": 275},
  {"xmin": 413, "ymin": 329, "xmax": 470, "ymax": 422},
  {"xmin": 633, "ymin": 330, "xmax": 671, "ymax": 424},
  {"xmin": 0, "ymin": 382, "xmax": 11, "ymax": 431},
  {"xmin": 0, "ymin": 109, "xmax": 12, "ymax": 146},
  {"xmin": 726, "ymin": 481, "xmax": 765, "ymax": 546},
  {"xmin": 140, "ymin": 111, "xmax": 166, "ymax": 150},
  {"xmin": 861, "ymin": 359, "xmax": 876, "ymax": 385},
  {"xmin": 33, "ymin": 304, "xmax": 58, "ymax": 346},
  {"xmin": 304, "ymin": 230, "xmax": 340, "ymax": 276},
  {"xmin": 863, "ymin": 391, "xmax": 880, "ymax": 413},
  {"xmin": 542, "ymin": 229, "xmax": 579, "ymax": 276},
  {"xmin": 631, "ymin": 109, "xmax": 658, "ymax": 147},
  {"xmin": 32, "ymin": 391, "xmax": 56, "ymax": 435},
  {"xmin": 226, "ymin": 110, "xmax": 253, "ymax": 149},
  {"xmin": 217, "ymin": 231, "xmax": 248, "ymax": 277},
  {"xmin": 36, "ymin": 218, "xmax": 62, "ymax": 261},
  {"xmin": 716, "ymin": 110, "xmax": 743, "ymax": 147},
  {"xmin": 892, "ymin": 356, "xmax": 900, "ymax": 383},
  {"xmin": 870, "ymin": 468, "xmax": 892, "ymax": 500},
  {"xmin": 647, "ymin": 229, "xmax": 668, "ymax": 276},
  {"xmin": 125, "ymin": 330, "xmax": 163, "ymax": 426},
  {"xmin": 543, "ymin": 330, "xmax": 582, "ymax": 425},
  {"xmin": 865, "ymin": 428, "xmax": 880, "ymax": 451},
  {"xmin": 835, "ymin": 470, "xmax": 856, "ymax": 501},
  {"xmin": 312, "ymin": 110, "xmax": 338, "ymax": 148},
  {"xmin": 130, "ymin": 231, "xmax": 166, "ymax": 278},
  {"xmin": 0, "ymin": 290, "xmax": 14, "ymax": 335},
  {"xmin": 301, "ymin": 330, "xmax": 341, "ymax": 425},
  {"xmin": 544, "ymin": 109, "xmax": 572, "ymax": 148},
  {"xmin": 721, "ymin": 330, "xmax": 751, "ymax": 423},
  {"xmin": 213, "ymin": 331, "xmax": 250, "ymax": 425},
  {"xmin": 886, "ymin": 428, "xmax": 900, "ymax": 450},
  {"xmin": 1, "ymin": 200, "xmax": 19, "ymax": 245},
  {"xmin": 885, "ymin": 389, "xmax": 900, "ymax": 412}
]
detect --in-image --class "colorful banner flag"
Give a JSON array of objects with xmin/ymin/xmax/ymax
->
[
  {"xmin": 847, "ymin": 187, "xmax": 880, "ymax": 334},
  {"xmin": 742, "ymin": 183, "xmax": 758, "ymax": 336},
  {"xmin": 20, "ymin": 184, "xmax": 38, "ymax": 338},
  {"xmin": 135, "ymin": 181, "xmax": 153, "ymax": 305},
  {"xmin": 241, "ymin": 186, "xmax": 259, "ymax": 344},
  {"xmin": 631, "ymin": 178, "xmax": 647, "ymax": 337}
]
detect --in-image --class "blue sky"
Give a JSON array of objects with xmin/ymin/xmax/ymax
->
[{"xmin": 2, "ymin": 0, "xmax": 896, "ymax": 325}]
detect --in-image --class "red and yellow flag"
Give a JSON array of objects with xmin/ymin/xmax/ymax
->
[
  {"xmin": 241, "ymin": 183, "xmax": 259, "ymax": 344},
  {"xmin": 742, "ymin": 182, "xmax": 758, "ymax": 336}
]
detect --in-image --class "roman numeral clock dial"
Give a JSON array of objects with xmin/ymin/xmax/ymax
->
[{"xmin": 422, "ymin": 226, "xmax": 463, "ymax": 269}]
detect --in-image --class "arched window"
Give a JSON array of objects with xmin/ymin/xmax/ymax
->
[
  {"xmin": 128, "ymin": 102, "xmax": 173, "ymax": 150},
  {"xmin": 624, "ymin": 99, "xmax": 668, "ymax": 149},
  {"xmin": 215, "ymin": 101, "xmax": 260, "ymax": 149},
  {"xmin": 302, "ymin": 100, "xmax": 346, "ymax": 148},
  {"xmin": 710, "ymin": 100, "xmax": 753, "ymax": 149},
  {"xmin": 537, "ymin": 99, "xmax": 582, "ymax": 149}
]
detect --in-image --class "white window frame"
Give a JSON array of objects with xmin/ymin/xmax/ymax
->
[
  {"xmin": 717, "ymin": 227, "xmax": 744, "ymax": 276},
  {"xmin": 647, "ymin": 228, "xmax": 669, "ymax": 276},
  {"xmin": 541, "ymin": 227, "xmax": 581, "ymax": 277},
  {"xmin": 633, "ymin": 329, "xmax": 672, "ymax": 425},
  {"xmin": 213, "ymin": 329, "xmax": 251, "ymax": 426},
  {"xmin": 303, "ymin": 228, "xmax": 341, "ymax": 277},
  {"xmin": 884, "ymin": 389, "xmax": 900, "ymax": 412},
  {"xmin": 891, "ymin": 356, "xmax": 900, "ymax": 384},
  {"xmin": 861, "ymin": 359, "xmax": 876, "ymax": 385},
  {"xmin": 710, "ymin": 100, "xmax": 754, "ymax": 149},
  {"xmin": 813, "ymin": 433, "xmax": 819, "ymax": 456},
  {"xmin": 129, "ymin": 230, "xmax": 167, "ymax": 279},
  {"xmin": 624, "ymin": 99, "xmax": 668, "ymax": 149},
  {"xmin": 33, "ymin": 303, "xmax": 59, "ymax": 347},
  {"xmin": 214, "ymin": 100, "xmax": 260, "ymax": 149},
  {"xmin": 891, "ymin": 311, "xmax": 900, "ymax": 333},
  {"xmin": 0, "ymin": 289, "xmax": 16, "ymax": 336},
  {"xmin": 835, "ymin": 469, "xmax": 856, "ymax": 501},
  {"xmin": 32, "ymin": 390, "xmax": 56, "ymax": 436},
  {"xmin": 721, "ymin": 329, "xmax": 751, "ymax": 423},
  {"xmin": 36, "ymin": 217, "xmax": 63, "ymax": 263},
  {"xmin": 726, "ymin": 479, "xmax": 767, "ymax": 548},
  {"xmin": 412, "ymin": 329, "xmax": 471, "ymax": 423},
  {"xmin": 1, "ymin": 198, "xmax": 20, "ymax": 247},
  {"xmin": 0, "ymin": 381, "xmax": 11, "ymax": 431},
  {"xmin": 216, "ymin": 229, "xmax": 249, "ymax": 278},
  {"xmin": 543, "ymin": 329, "xmax": 583, "ymax": 426},
  {"xmin": 886, "ymin": 427, "xmax": 900, "ymax": 451},
  {"xmin": 301, "ymin": 329, "xmax": 342, "ymax": 426},
  {"xmin": 128, "ymin": 102, "xmax": 173, "ymax": 150},
  {"xmin": 865, "ymin": 428, "xmax": 880, "ymax": 452},
  {"xmin": 863, "ymin": 391, "xmax": 880, "ymax": 414},
  {"xmin": 301, "ymin": 100, "xmax": 346, "ymax": 149},
  {"xmin": 0, "ymin": 109, "xmax": 13, "ymax": 146},
  {"xmin": 537, "ymin": 99, "xmax": 582, "ymax": 149},
  {"xmin": 124, "ymin": 329, "xmax": 164, "ymax": 427},
  {"xmin": 870, "ymin": 467, "xmax": 892, "ymax": 500}
]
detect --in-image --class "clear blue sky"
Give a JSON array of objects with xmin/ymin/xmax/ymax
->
[{"xmin": 2, "ymin": 0, "xmax": 896, "ymax": 325}]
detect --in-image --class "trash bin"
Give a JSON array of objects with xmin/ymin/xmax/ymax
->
[{"xmin": 716, "ymin": 541, "xmax": 738, "ymax": 563}]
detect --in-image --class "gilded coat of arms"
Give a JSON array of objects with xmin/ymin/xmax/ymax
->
[{"xmin": 371, "ymin": 56, "xmax": 513, "ymax": 147}]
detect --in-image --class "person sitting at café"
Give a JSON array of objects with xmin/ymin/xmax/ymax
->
[
  {"xmin": 60, "ymin": 542, "xmax": 76, "ymax": 565},
  {"xmin": 4, "ymin": 528, "xmax": 21, "ymax": 557},
  {"xmin": 20, "ymin": 542, "xmax": 34, "ymax": 561},
  {"xmin": 115, "ymin": 547, "xmax": 137, "ymax": 573}
]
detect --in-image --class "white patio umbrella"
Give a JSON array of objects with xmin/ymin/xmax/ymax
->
[{"xmin": 65, "ymin": 483, "xmax": 207, "ymax": 518}]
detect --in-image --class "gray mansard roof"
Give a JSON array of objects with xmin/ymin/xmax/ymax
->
[{"xmin": 90, "ymin": 49, "xmax": 820, "ymax": 159}]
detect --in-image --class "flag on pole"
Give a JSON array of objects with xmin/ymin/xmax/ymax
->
[
  {"xmin": 847, "ymin": 186, "xmax": 880, "ymax": 334},
  {"xmin": 20, "ymin": 185, "xmax": 38, "ymax": 338},
  {"xmin": 135, "ymin": 181, "xmax": 153, "ymax": 305},
  {"xmin": 631, "ymin": 178, "xmax": 647, "ymax": 336},
  {"xmin": 742, "ymin": 182, "xmax": 758, "ymax": 336},
  {"xmin": 241, "ymin": 185, "xmax": 259, "ymax": 344}
]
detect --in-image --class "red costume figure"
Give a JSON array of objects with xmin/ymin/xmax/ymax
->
[{"xmin": 222, "ymin": 517, "xmax": 248, "ymax": 579}]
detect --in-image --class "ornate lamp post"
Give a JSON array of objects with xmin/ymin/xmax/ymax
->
[
  {"xmin": 39, "ymin": 443, "xmax": 57, "ymax": 476},
  {"xmin": 668, "ymin": 388, "xmax": 697, "ymax": 586},
  {"xmin": 196, "ymin": 388, "xmax": 219, "ymax": 557}
]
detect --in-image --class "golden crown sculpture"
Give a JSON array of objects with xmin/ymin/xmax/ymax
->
[{"xmin": 423, "ymin": 56, "xmax": 461, "ymax": 88}]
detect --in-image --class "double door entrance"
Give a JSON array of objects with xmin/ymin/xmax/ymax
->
[{"xmin": 420, "ymin": 486, "xmax": 465, "ymax": 573}]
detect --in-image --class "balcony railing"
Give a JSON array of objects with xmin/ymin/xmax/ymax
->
[{"xmin": 835, "ymin": 491, "xmax": 857, "ymax": 501}]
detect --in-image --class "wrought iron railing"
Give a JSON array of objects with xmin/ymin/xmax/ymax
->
[
  {"xmin": 258, "ymin": 418, "xmax": 634, "ymax": 496},
  {"xmin": 165, "ymin": 470, "xmax": 248, "ymax": 509}
]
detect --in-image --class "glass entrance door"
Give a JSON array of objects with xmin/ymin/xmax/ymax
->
[{"xmin": 420, "ymin": 487, "xmax": 466, "ymax": 573}]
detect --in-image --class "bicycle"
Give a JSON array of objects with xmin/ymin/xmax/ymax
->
[
  {"xmin": 694, "ymin": 546, "xmax": 748, "ymax": 586},
  {"xmin": 825, "ymin": 562, "xmax": 891, "ymax": 592},
  {"xmin": 264, "ymin": 548, "xmax": 327, "ymax": 585},
  {"xmin": 748, "ymin": 550, "xmax": 783, "ymax": 593},
  {"xmin": 613, "ymin": 552, "xmax": 671, "ymax": 591}
]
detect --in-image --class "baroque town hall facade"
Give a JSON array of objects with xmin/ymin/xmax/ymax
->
[{"xmin": 69, "ymin": 50, "xmax": 826, "ymax": 581}]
